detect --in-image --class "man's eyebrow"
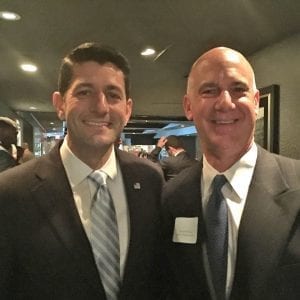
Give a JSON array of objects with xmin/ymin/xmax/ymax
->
[
  {"xmin": 198, "ymin": 82, "xmax": 218, "ymax": 91},
  {"xmin": 73, "ymin": 82, "xmax": 94, "ymax": 89},
  {"xmin": 104, "ymin": 84, "xmax": 123, "ymax": 92},
  {"xmin": 231, "ymin": 81, "xmax": 248, "ymax": 87}
]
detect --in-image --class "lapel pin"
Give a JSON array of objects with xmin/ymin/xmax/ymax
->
[{"xmin": 133, "ymin": 182, "xmax": 141, "ymax": 190}]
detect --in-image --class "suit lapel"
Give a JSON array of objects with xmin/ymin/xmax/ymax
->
[
  {"xmin": 116, "ymin": 151, "xmax": 149, "ymax": 269},
  {"xmin": 166, "ymin": 161, "xmax": 207, "ymax": 277},
  {"xmin": 232, "ymin": 147, "xmax": 299, "ymax": 298},
  {"xmin": 116, "ymin": 150, "xmax": 166, "ymax": 295},
  {"xmin": 31, "ymin": 144, "xmax": 104, "ymax": 296},
  {"xmin": 184, "ymin": 162, "xmax": 209, "ymax": 280}
]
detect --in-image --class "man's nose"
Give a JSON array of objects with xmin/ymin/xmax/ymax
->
[
  {"xmin": 215, "ymin": 90, "xmax": 235, "ymax": 110},
  {"xmin": 93, "ymin": 92, "xmax": 109, "ymax": 112}
]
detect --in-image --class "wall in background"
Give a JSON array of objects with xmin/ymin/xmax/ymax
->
[{"xmin": 249, "ymin": 33, "xmax": 300, "ymax": 159}]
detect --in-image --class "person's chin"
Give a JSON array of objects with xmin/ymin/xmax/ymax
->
[{"xmin": 93, "ymin": 135, "xmax": 115, "ymax": 147}]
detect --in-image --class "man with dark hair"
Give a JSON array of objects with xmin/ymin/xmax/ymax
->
[
  {"xmin": 149, "ymin": 135, "xmax": 197, "ymax": 180},
  {"xmin": 58, "ymin": 42, "xmax": 130, "ymax": 98},
  {"xmin": 0, "ymin": 116, "xmax": 18, "ymax": 172},
  {"xmin": 0, "ymin": 42, "xmax": 165, "ymax": 299}
]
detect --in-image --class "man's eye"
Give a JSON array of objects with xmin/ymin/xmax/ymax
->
[
  {"xmin": 106, "ymin": 91, "xmax": 122, "ymax": 100},
  {"xmin": 231, "ymin": 86, "xmax": 248, "ymax": 96},
  {"xmin": 74, "ymin": 89, "xmax": 94, "ymax": 99},
  {"xmin": 201, "ymin": 87, "xmax": 219, "ymax": 97},
  {"xmin": 77, "ymin": 89, "xmax": 91, "ymax": 96},
  {"xmin": 234, "ymin": 87, "xmax": 247, "ymax": 92},
  {"xmin": 203, "ymin": 89, "xmax": 214, "ymax": 94}
]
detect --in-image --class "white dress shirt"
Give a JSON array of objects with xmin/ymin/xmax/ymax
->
[
  {"xmin": 202, "ymin": 143, "xmax": 258, "ymax": 299},
  {"xmin": 60, "ymin": 138, "xmax": 130, "ymax": 278}
]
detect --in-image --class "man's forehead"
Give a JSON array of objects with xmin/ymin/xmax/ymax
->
[
  {"xmin": 194, "ymin": 56, "xmax": 243, "ymax": 72},
  {"xmin": 73, "ymin": 61, "xmax": 122, "ymax": 73},
  {"xmin": 190, "ymin": 59, "xmax": 252, "ymax": 84},
  {"xmin": 71, "ymin": 62, "xmax": 125, "ymax": 84}
]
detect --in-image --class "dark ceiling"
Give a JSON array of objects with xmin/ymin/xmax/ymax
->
[{"xmin": 1, "ymin": 0, "xmax": 300, "ymax": 134}]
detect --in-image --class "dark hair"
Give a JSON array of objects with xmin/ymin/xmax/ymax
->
[
  {"xmin": 58, "ymin": 42, "xmax": 131, "ymax": 98},
  {"xmin": 165, "ymin": 135, "xmax": 184, "ymax": 149},
  {"xmin": 0, "ymin": 119, "xmax": 18, "ymax": 150}
]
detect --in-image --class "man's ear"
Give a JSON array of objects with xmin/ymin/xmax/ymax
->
[
  {"xmin": 254, "ymin": 90, "xmax": 260, "ymax": 116},
  {"xmin": 124, "ymin": 98, "xmax": 133, "ymax": 126},
  {"xmin": 52, "ymin": 91, "xmax": 66, "ymax": 120},
  {"xmin": 183, "ymin": 95, "xmax": 193, "ymax": 121}
]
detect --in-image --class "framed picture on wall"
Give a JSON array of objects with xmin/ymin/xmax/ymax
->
[{"xmin": 254, "ymin": 84, "xmax": 280, "ymax": 153}]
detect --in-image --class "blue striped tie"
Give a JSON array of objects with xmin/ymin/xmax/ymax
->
[
  {"xmin": 89, "ymin": 171, "xmax": 120, "ymax": 300},
  {"xmin": 206, "ymin": 174, "xmax": 228, "ymax": 300}
]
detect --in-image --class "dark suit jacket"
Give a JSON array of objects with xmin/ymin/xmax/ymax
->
[
  {"xmin": 0, "ymin": 141, "xmax": 165, "ymax": 299},
  {"xmin": 0, "ymin": 149, "xmax": 17, "ymax": 172},
  {"xmin": 162, "ymin": 146, "xmax": 300, "ymax": 300},
  {"xmin": 149, "ymin": 148, "xmax": 198, "ymax": 181}
]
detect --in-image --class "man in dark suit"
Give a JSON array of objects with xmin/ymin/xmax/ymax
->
[
  {"xmin": 149, "ymin": 135, "xmax": 197, "ymax": 180},
  {"xmin": 0, "ymin": 43, "xmax": 165, "ymax": 299},
  {"xmin": 162, "ymin": 47, "xmax": 300, "ymax": 299},
  {"xmin": 0, "ymin": 117, "xmax": 18, "ymax": 172}
]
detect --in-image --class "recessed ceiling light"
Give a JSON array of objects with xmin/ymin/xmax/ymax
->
[
  {"xmin": 0, "ymin": 11, "xmax": 21, "ymax": 21},
  {"xmin": 141, "ymin": 48, "xmax": 156, "ymax": 56},
  {"xmin": 29, "ymin": 106, "xmax": 37, "ymax": 110},
  {"xmin": 50, "ymin": 122, "xmax": 54, "ymax": 125},
  {"xmin": 20, "ymin": 63, "xmax": 38, "ymax": 73}
]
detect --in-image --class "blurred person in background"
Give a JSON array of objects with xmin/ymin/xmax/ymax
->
[
  {"xmin": 19, "ymin": 142, "xmax": 35, "ymax": 163},
  {"xmin": 149, "ymin": 135, "xmax": 197, "ymax": 180},
  {"xmin": 0, "ymin": 116, "xmax": 18, "ymax": 172}
]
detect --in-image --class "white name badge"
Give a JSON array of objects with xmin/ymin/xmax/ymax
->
[{"xmin": 172, "ymin": 217, "xmax": 198, "ymax": 244}]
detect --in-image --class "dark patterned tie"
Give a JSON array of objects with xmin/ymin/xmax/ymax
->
[
  {"xmin": 89, "ymin": 171, "xmax": 120, "ymax": 300},
  {"xmin": 206, "ymin": 174, "xmax": 228, "ymax": 300}
]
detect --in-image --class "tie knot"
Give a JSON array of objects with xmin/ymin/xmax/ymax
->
[
  {"xmin": 88, "ymin": 170, "xmax": 107, "ymax": 187},
  {"xmin": 212, "ymin": 174, "xmax": 227, "ymax": 191}
]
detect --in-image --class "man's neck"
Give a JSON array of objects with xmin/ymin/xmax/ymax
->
[{"xmin": 203, "ymin": 141, "xmax": 253, "ymax": 172}]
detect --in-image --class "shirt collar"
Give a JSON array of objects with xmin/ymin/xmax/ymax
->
[
  {"xmin": 60, "ymin": 137, "xmax": 118, "ymax": 188},
  {"xmin": 227, "ymin": 143, "xmax": 257, "ymax": 200},
  {"xmin": 174, "ymin": 149, "xmax": 185, "ymax": 157},
  {"xmin": 98, "ymin": 147, "xmax": 117, "ymax": 181},
  {"xmin": 203, "ymin": 143, "xmax": 258, "ymax": 200}
]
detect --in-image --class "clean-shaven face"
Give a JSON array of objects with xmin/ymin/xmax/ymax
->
[
  {"xmin": 54, "ymin": 61, "xmax": 132, "ymax": 156},
  {"xmin": 184, "ymin": 48, "xmax": 259, "ymax": 157}
]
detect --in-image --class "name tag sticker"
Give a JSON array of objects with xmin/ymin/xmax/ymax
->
[{"xmin": 172, "ymin": 217, "xmax": 198, "ymax": 244}]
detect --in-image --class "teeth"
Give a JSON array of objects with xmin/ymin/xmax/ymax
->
[
  {"xmin": 215, "ymin": 120, "xmax": 234, "ymax": 124},
  {"xmin": 85, "ymin": 121, "xmax": 108, "ymax": 126}
]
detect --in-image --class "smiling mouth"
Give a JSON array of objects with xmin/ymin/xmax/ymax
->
[
  {"xmin": 84, "ymin": 120, "xmax": 110, "ymax": 127},
  {"xmin": 213, "ymin": 119, "xmax": 237, "ymax": 124}
]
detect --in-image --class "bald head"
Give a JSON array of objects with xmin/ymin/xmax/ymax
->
[
  {"xmin": 183, "ymin": 46, "xmax": 260, "ymax": 170},
  {"xmin": 187, "ymin": 47, "xmax": 257, "ymax": 93}
]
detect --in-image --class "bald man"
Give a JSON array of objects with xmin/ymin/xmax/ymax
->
[{"xmin": 162, "ymin": 47, "xmax": 300, "ymax": 299}]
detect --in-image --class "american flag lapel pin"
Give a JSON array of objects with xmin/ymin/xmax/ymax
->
[{"xmin": 133, "ymin": 182, "xmax": 141, "ymax": 190}]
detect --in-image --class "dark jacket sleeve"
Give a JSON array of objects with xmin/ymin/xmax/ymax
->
[{"xmin": 148, "ymin": 146, "xmax": 162, "ymax": 163}]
